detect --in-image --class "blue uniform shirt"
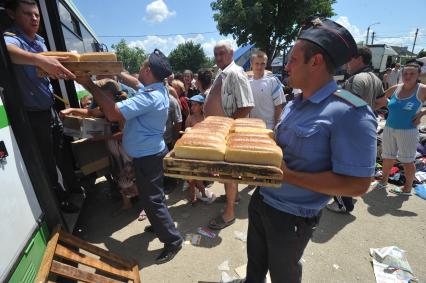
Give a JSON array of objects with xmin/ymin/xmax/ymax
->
[
  {"xmin": 260, "ymin": 80, "xmax": 377, "ymax": 217},
  {"xmin": 4, "ymin": 27, "xmax": 53, "ymax": 111},
  {"xmin": 117, "ymin": 82, "xmax": 169, "ymax": 158}
]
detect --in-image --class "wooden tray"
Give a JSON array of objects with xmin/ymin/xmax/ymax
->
[
  {"xmin": 163, "ymin": 151, "xmax": 283, "ymax": 188},
  {"xmin": 37, "ymin": 61, "xmax": 123, "ymax": 77}
]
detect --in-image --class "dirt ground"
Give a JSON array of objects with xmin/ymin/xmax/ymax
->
[{"xmin": 74, "ymin": 178, "xmax": 426, "ymax": 283}]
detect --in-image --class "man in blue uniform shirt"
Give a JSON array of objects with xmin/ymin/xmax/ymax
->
[
  {"xmin": 238, "ymin": 18, "xmax": 378, "ymax": 283},
  {"xmin": 76, "ymin": 49, "xmax": 183, "ymax": 264}
]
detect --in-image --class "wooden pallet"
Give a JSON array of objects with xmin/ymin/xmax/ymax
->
[
  {"xmin": 35, "ymin": 226, "xmax": 140, "ymax": 283},
  {"xmin": 37, "ymin": 61, "xmax": 123, "ymax": 77},
  {"xmin": 163, "ymin": 151, "xmax": 283, "ymax": 188}
]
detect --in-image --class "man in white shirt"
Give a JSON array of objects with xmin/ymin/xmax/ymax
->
[{"xmin": 248, "ymin": 51, "xmax": 286, "ymax": 129}]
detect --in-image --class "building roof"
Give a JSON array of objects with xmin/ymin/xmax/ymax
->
[{"xmin": 390, "ymin": 46, "xmax": 416, "ymax": 57}]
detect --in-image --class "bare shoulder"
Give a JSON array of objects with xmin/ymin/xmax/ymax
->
[{"xmin": 419, "ymin": 83, "xmax": 426, "ymax": 100}]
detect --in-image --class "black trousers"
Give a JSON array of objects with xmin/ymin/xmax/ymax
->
[
  {"xmin": 27, "ymin": 110, "xmax": 68, "ymax": 201},
  {"xmin": 246, "ymin": 189, "xmax": 320, "ymax": 283},
  {"xmin": 133, "ymin": 149, "xmax": 182, "ymax": 248},
  {"xmin": 333, "ymin": 196, "xmax": 354, "ymax": 212}
]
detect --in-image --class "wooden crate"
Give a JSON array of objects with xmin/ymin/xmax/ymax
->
[
  {"xmin": 37, "ymin": 61, "xmax": 123, "ymax": 77},
  {"xmin": 35, "ymin": 226, "xmax": 140, "ymax": 283},
  {"xmin": 163, "ymin": 151, "xmax": 283, "ymax": 188}
]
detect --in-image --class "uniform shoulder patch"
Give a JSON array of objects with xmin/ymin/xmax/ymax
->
[
  {"xmin": 3, "ymin": 31, "xmax": 16, "ymax": 37},
  {"xmin": 333, "ymin": 89, "xmax": 367, "ymax": 107},
  {"xmin": 143, "ymin": 87, "xmax": 155, "ymax": 93}
]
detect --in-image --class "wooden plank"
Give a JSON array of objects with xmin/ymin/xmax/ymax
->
[
  {"xmin": 37, "ymin": 61, "xmax": 123, "ymax": 77},
  {"xmin": 58, "ymin": 230, "xmax": 134, "ymax": 269},
  {"xmin": 163, "ymin": 151, "xmax": 283, "ymax": 187},
  {"xmin": 164, "ymin": 171, "xmax": 282, "ymax": 188},
  {"xmin": 35, "ymin": 225, "xmax": 61, "ymax": 283},
  {"xmin": 50, "ymin": 260, "xmax": 122, "ymax": 283},
  {"xmin": 55, "ymin": 244, "xmax": 133, "ymax": 280},
  {"xmin": 131, "ymin": 261, "xmax": 141, "ymax": 283}
]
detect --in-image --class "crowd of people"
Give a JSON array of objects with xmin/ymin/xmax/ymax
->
[{"xmin": 4, "ymin": 0, "xmax": 426, "ymax": 281}]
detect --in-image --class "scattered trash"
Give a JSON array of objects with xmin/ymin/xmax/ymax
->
[
  {"xmin": 220, "ymin": 271, "xmax": 236, "ymax": 283},
  {"xmin": 184, "ymin": 234, "xmax": 201, "ymax": 246},
  {"xmin": 235, "ymin": 264, "xmax": 247, "ymax": 279},
  {"xmin": 370, "ymin": 246, "xmax": 417, "ymax": 283},
  {"xmin": 333, "ymin": 264, "xmax": 340, "ymax": 270},
  {"xmin": 234, "ymin": 231, "xmax": 247, "ymax": 242},
  {"xmin": 197, "ymin": 227, "xmax": 217, "ymax": 238},
  {"xmin": 414, "ymin": 184, "xmax": 426, "ymax": 200},
  {"xmin": 218, "ymin": 260, "xmax": 230, "ymax": 271}
]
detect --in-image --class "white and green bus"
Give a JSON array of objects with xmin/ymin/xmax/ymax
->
[{"xmin": 0, "ymin": 0, "xmax": 104, "ymax": 281}]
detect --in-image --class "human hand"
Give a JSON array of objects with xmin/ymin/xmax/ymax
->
[
  {"xmin": 36, "ymin": 55, "xmax": 75, "ymax": 80},
  {"xmin": 59, "ymin": 108, "xmax": 72, "ymax": 119},
  {"xmin": 413, "ymin": 110, "xmax": 425, "ymax": 126}
]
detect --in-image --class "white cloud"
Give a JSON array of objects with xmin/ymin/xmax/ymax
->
[
  {"xmin": 127, "ymin": 34, "xmax": 237, "ymax": 57},
  {"xmin": 335, "ymin": 16, "xmax": 364, "ymax": 42},
  {"xmin": 143, "ymin": 0, "xmax": 176, "ymax": 23}
]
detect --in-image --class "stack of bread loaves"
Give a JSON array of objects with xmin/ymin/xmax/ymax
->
[
  {"xmin": 174, "ymin": 116, "xmax": 283, "ymax": 168},
  {"xmin": 174, "ymin": 116, "xmax": 234, "ymax": 161},
  {"xmin": 225, "ymin": 118, "xmax": 282, "ymax": 167},
  {"xmin": 39, "ymin": 51, "xmax": 117, "ymax": 62}
]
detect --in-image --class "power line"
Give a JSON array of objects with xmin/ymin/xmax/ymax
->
[{"xmin": 97, "ymin": 31, "xmax": 218, "ymax": 38}]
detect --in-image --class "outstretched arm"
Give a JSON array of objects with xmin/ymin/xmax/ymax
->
[{"xmin": 6, "ymin": 44, "xmax": 75, "ymax": 80}]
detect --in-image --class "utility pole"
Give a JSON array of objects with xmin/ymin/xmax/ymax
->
[
  {"xmin": 366, "ymin": 27, "xmax": 370, "ymax": 46},
  {"xmin": 412, "ymin": 28, "xmax": 419, "ymax": 54},
  {"xmin": 371, "ymin": 32, "xmax": 375, "ymax": 44}
]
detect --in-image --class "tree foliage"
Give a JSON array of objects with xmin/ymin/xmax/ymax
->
[
  {"xmin": 211, "ymin": 0, "xmax": 335, "ymax": 67},
  {"xmin": 168, "ymin": 41, "xmax": 210, "ymax": 73},
  {"xmin": 111, "ymin": 39, "xmax": 147, "ymax": 74},
  {"xmin": 417, "ymin": 49, "xmax": 426, "ymax": 58}
]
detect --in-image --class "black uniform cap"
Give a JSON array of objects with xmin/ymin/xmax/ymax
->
[
  {"xmin": 149, "ymin": 49, "xmax": 172, "ymax": 80},
  {"xmin": 298, "ymin": 17, "xmax": 357, "ymax": 67}
]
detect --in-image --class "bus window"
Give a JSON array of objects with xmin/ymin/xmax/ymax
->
[{"xmin": 58, "ymin": 1, "xmax": 81, "ymax": 37}]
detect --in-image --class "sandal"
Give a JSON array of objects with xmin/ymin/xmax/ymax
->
[
  {"xmin": 137, "ymin": 210, "xmax": 147, "ymax": 221},
  {"xmin": 208, "ymin": 215, "xmax": 236, "ymax": 230},
  {"xmin": 390, "ymin": 187, "xmax": 412, "ymax": 196},
  {"xmin": 216, "ymin": 194, "xmax": 241, "ymax": 204}
]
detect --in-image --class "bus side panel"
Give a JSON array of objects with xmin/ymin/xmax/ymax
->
[{"xmin": 7, "ymin": 223, "xmax": 49, "ymax": 283}]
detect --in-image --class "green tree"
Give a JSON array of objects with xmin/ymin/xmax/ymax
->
[
  {"xmin": 168, "ymin": 41, "xmax": 209, "ymax": 72},
  {"xmin": 111, "ymin": 39, "xmax": 147, "ymax": 74},
  {"xmin": 417, "ymin": 49, "xmax": 426, "ymax": 58},
  {"xmin": 211, "ymin": 0, "xmax": 335, "ymax": 67}
]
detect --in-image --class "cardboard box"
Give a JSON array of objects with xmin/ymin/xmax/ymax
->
[
  {"xmin": 63, "ymin": 115, "xmax": 110, "ymax": 139},
  {"xmin": 71, "ymin": 138, "xmax": 110, "ymax": 175}
]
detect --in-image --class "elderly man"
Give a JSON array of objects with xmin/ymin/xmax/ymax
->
[
  {"xmin": 204, "ymin": 41, "xmax": 254, "ymax": 230},
  {"xmin": 76, "ymin": 49, "xmax": 183, "ymax": 264},
  {"xmin": 233, "ymin": 18, "xmax": 377, "ymax": 283},
  {"xmin": 4, "ymin": 0, "xmax": 78, "ymax": 212}
]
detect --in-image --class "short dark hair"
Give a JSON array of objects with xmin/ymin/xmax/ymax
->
[
  {"xmin": 355, "ymin": 46, "xmax": 372, "ymax": 65},
  {"xmin": 300, "ymin": 40, "xmax": 336, "ymax": 74},
  {"xmin": 197, "ymin": 68, "xmax": 213, "ymax": 90},
  {"xmin": 404, "ymin": 60, "xmax": 422, "ymax": 73},
  {"xmin": 5, "ymin": 0, "xmax": 37, "ymax": 11}
]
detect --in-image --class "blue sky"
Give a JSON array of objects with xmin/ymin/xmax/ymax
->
[{"xmin": 73, "ymin": 0, "xmax": 426, "ymax": 57}]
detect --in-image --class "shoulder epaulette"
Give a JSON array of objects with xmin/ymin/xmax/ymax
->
[
  {"xmin": 3, "ymin": 31, "xmax": 16, "ymax": 37},
  {"xmin": 333, "ymin": 89, "xmax": 367, "ymax": 108},
  {"xmin": 143, "ymin": 87, "xmax": 155, "ymax": 93}
]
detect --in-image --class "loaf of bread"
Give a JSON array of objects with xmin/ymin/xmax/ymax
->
[
  {"xmin": 235, "ymin": 118, "xmax": 265, "ymax": 125},
  {"xmin": 231, "ymin": 127, "xmax": 274, "ymax": 138},
  {"xmin": 205, "ymin": 116, "xmax": 235, "ymax": 125},
  {"xmin": 225, "ymin": 142, "xmax": 283, "ymax": 167},
  {"xmin": 174, "ymin": 136, "xmax": 226, "ymax": 161},
  {"xmin": 227, "ymin": 134, "xmax": 276, "ymax": 145},
  {"xmin": 39, "ymin": 51, "xmax": 80, "ymax": 61},
  {"xmin": 79, "ymin": 52, "xmax": 117, "ymax": 62}
]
